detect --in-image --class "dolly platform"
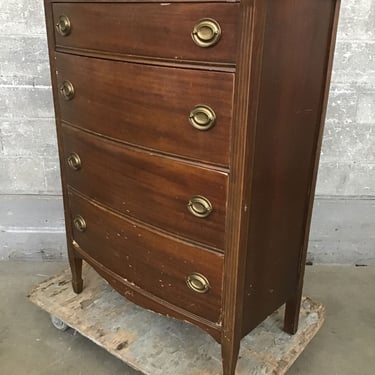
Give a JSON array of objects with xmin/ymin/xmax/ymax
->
[{"xmin": 29, "ymin": 264, "xmax": 324, "ymax": 375}]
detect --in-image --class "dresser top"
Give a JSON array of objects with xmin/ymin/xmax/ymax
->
[{"xmin": 46, "ymin": 0, "xmax": 239, "ymax": 3}]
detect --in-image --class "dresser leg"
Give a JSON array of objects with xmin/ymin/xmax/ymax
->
[
  {"xmin": 283, "ymin": 292, "xmax": 302, "ymax": 334},
  {"xmin": 221, "ymin": 340, "xmax": 240, "ymax": 375},
  {"xmin": 68, "ymin": 249, "xmax": 83, "ymax": 294}
]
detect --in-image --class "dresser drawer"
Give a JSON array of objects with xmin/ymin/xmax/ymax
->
[
  {"xmin": 56, "ymin": 53, "xmax": 233, "ymax": 167},
  {"xmin": 52, "ymin": 3, "xmax": 239, "ymax": 64},
  {"xmin": 62, "ymin": 125, "xmax": 227, "ymax": 249},
  {"xmin": 69, "ymin": 191, "xmax": 223, "ymax": 323}
]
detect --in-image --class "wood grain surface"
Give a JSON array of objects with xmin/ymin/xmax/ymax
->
[
  {"xmin": 56, "ymin": 53, "xmax": 234, "ymax": 166},
  {"xmin": 53, "ymin": 2, "xmax": 240, "ymax": 64},
  {"xmin": 241, "ymin": 0, "xmax": 339, "ymax": 336},
  {"xmin": 44, "ymin": 0, "xmax": 340, "ymax": 373},
  {"xmin": 61, "ymin": 124, "xmax": 228, "ymax": 250},
  {"xmin": 68, "ymin": 191, "xmax": 224, "ymax": 323}
]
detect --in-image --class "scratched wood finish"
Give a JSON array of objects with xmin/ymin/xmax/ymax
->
[
  {"xmin": 68, "ymin": 191, "xmax": 224, "ymax": 323},
  {"xmin": 53, "ymin": 3, "xmax": 240, "ymax": 64},
  {"xmin": 61, "ymin": 124, "xmax": 228, "ymax": 250},
  {"xmin": 43, "ymin": 0, "xmax": 340, "ymax": 374},
  {"xmin": 56, "ymin": 53, "xmax": 234, "ymax": 167},
  {"xmin": 29, "ymin": 265, "xmax": 325, "ymax": 375},
  {"xmin": 76, "ymin": 249, "xmax": 223, "ymax": 341}
]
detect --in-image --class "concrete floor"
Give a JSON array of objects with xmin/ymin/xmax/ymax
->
[{"xmin": 0, "ymin": 262, "xmax": 374, "ymax": 375}]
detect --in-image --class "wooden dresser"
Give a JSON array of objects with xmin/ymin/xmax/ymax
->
[{"xmin": 44, "ymin": 1, "xmax": 340, "ymax": 373}]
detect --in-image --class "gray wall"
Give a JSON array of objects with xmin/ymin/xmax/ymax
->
[{"xmin": 0, "ymin": 0, "xmax": 374, "ymax": 263}]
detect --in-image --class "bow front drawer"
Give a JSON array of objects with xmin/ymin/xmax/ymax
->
[
  {"xmin": 55, "ymin": 53, "xmax": 234, "ymax": 167},
  {"xmin": 52, "ymin": 2, "xmax": 240, "ymax": 64},
  {"xmin": 69, "ymin": 191, "xmax": 224, "ymax": 324},
  {"xmin": 62, "ymin": 125, "xmax": 228, "ymax": 250}
]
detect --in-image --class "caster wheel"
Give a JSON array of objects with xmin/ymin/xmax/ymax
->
[{"xmin": 50, "ymin": 314, "xmax": 70, "ymax": 331}]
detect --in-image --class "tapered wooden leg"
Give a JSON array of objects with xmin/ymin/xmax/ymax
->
[
  {"xmin": 67, "ymin": 247, "xmax": 83, "ymax": 294},
  {"xmin": 221, "ymin": 339, "xmax": 240, "ymax": 375},
  {"xmin": 284, "ymin": 291, "xmax": 302, "ymax": 334}
]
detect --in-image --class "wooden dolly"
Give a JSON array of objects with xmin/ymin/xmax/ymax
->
[{"xmin": 29, "ymin": 264, "xmax": 324, "ymax": 375}]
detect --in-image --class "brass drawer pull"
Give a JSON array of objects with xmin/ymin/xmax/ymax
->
[
  {"xmin": 187, "ymin": 196, "xmax": 213, "ymax": 218},
  {"xmin": 186, "ymin": 273, "xmax": 210, "ymax": 294},
  {"xmin": 73, "ymin": 215, "xmax": 87, "ymax": 232},
  {"xmin": 67, "ymin": 152, "xmax": 81, "ymax": 171},
  {"xmin": 189, "ymin": 105, "xmax": 216, "ymax": 131},
  {"xmin": 192, "ymin": 18, "xmax": 221, "ymax": 48},
  {"xmin": 59, "ymin": 80, "xmax": 75, "ymax": 101},
  {"xmin": 56, "ymin": 15, "xmax": 72, "ymax": 36}
]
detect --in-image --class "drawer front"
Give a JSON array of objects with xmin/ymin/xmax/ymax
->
[
  {"xmin": 69, "ymin": 191, "xmax": 224, "ymax": 323},
  {"xmin": 53, "ymin": 3, "xmax": 239, "ymax": 64},
  {"xmin": 62, "ymin": 125, "xmax": 227, "ymax": 249},
  {"xmin": 56, "ymin": 53, "xmax": 233, "ymax": 167}
]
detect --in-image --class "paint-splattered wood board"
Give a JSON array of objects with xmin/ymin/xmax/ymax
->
[{"xmin": 29, "ymin": 264, "xmax": 324, "ymax": 375}]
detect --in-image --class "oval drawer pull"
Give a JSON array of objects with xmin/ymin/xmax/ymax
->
[
  {"xmin": 192, "ymin": 18, "xmax": 221, "ymax": 48},
  {"xmin": 189, "ymin": 105, "xmax": 216, "ymax": 131},
  {"xmin": 186, "ymin": 273, "xmax": 210, "ymax": 294},
  {"xmin": 67, "ymin": 152, "xmax": 81, "ymax": 171},
  {"xmin": 187, "ymin": 196, "xmax": 213, "ymax": 218},
  {"xmin": 59, "ymin": 80, "xmax": 75, "ymax": 101},
  {"xmin": 73, "ymin": 215, "xmax": 87, "ymax": 232},
  {"xmin": 56, "ymin": 15, "xmax": 72, "ymax": 36}
]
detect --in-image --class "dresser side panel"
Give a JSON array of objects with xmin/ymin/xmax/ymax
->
[{"xmin": 242, "ymin": 0, "xmax": 339, "ymax": 334}]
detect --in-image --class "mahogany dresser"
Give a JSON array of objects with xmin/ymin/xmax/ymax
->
[{"xmin": 44, "ymin": 0, "xmax": 340, "ymax": 373}]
